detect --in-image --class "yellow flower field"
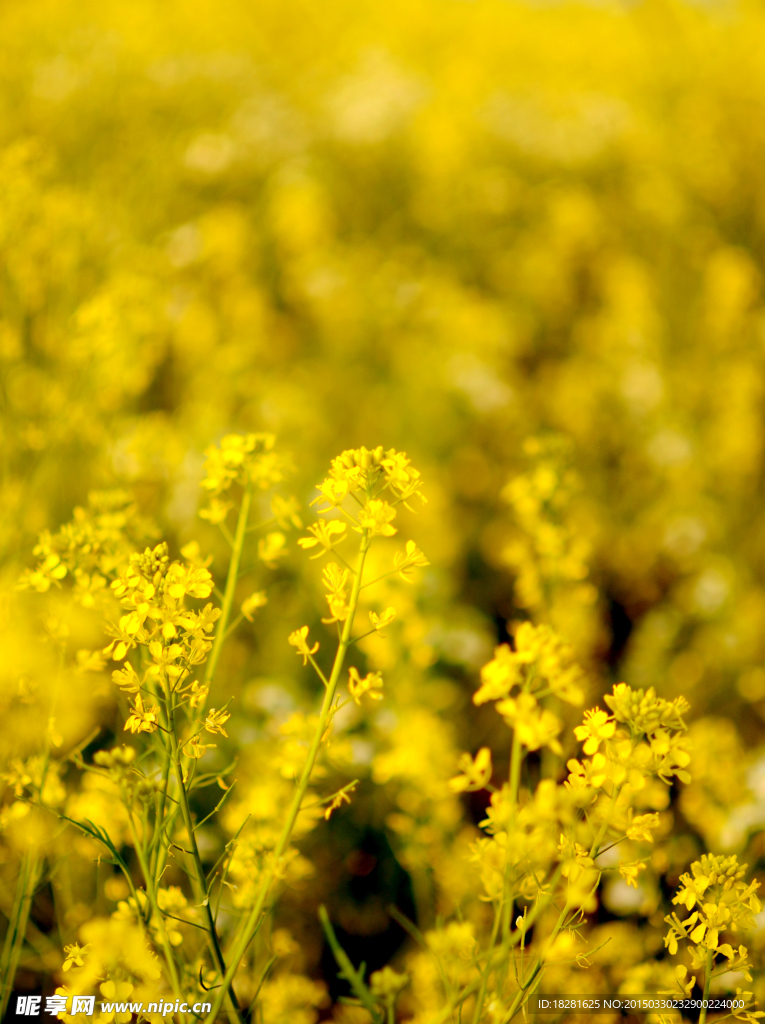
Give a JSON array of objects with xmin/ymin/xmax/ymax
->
[{"xmin": 3, "ymin": 0, "xmax": 765, "ymax": 1021}]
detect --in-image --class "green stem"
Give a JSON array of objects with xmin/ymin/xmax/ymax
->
[
  {"xmin": 501, "ymin": 900, "xmax": 573, "ymax": 1023},
  {"xmin": 0, "ymin": 850, "xmax": 41, "ymax": 1019},
  {"xmin": 319, "ymin": 905, "xmax": 384, "ymax": 1024},
  {"xmin": 471, "ymin": 903, "xmax": 503, "ymax": 1024},
  {"xmin": 428, "ymin": 865, "xmax": 565, "ymax": 1024},
  {"xmin": 500, "ymin": 732, "xmax": 524, "ymax": 947},
  {"xmin": 149, "ymin": 704, "xmax": 174, "ymax": 886},
  {"xmin": 699, "ymin": 949, "xmax": 714, "ymax": 1024},
  {"xmin": 204, "ymin": 483, "xmax": 252, "ymax": 694},
  {"xmin": 204, "ymin": 531, "xmax": 371, "ymax": 1024},
  {"xmin": 125, "ymin": 808, "xmax": 185, "ymax": 1020},
  {"xmin": 168, "ymin": 718, "xmax": 244, "ymax": 1024},
  {"xmin": 588, "ymin": 782, "xmax": 623, "ymax": 860}
]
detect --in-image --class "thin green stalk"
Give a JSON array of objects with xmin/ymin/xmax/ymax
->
[
  {"xmin": 319, "ymin": 906, "xmax": 384, "ymax": 1024},
  {"xmin": 429, "ymin": 866, "xmax": 565, "ymax": 1024},
  {"xmin": 699, "ymin": 949, "xmax": 714, "ymax": 1024},
  {"xmin": 473, "ymin": 726, "xmax": 526, "ymax": 1019},
  {"xmin": 0, "ymin": 850, "xmax": 41, "ymax": 1019},
  {"xmin": 167, "ymin": 719, "xmax": 244, "ymax": 1024},
  {"xmin": 125, "ymin": 806, "xmax": 185, "ymax": 1021},
  {"xmin": 501, "ymin": 899, "xmax": 573, "ymax": 1023},
  {"xmin": 204, "ymin": 531, "xmax": 371, "ymax": 1024},
  {"xmin": 471, "ymin": 903, "xmax": 503, "ymax": 1024},
  {"xmin": 204, "ymin": 483, "xmax": 252, "ymax": 693},
  {"xmin": 149, "ymin": 706, "xmax": 174, "ymax": 886},
  {"xmin": 501, "ymin": 731, "xmax": 523, "ymax": 945},
  {"xmin": 588, "ymin": 781, "xmax": 623, "ymax": 860}
]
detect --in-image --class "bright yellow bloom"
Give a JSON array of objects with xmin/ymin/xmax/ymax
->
[
  {"xmin": 204, "ymin": 707, "xmax": 231, "ymax": 736},
  {"xmin": 357, "ymin": 498, "xmax": 397, "ymax": 537},
  {"xmin": 297, "ymin": 519, "xmax": 347, "ymax": 557},
  {"xmin": 199, "ymin": 496, "xmax": 233, "ymax": 524},
  {"xmin": 574, "ymin": 708, "xmax": 616, "ymax": 754},
  {"xmin": 124, "ymin": 694, "xmax": 160, "ymax": 734},
  {"xmin": 288, "ymin": 626, "xmax": 319, "ymax": 664},
  {"xmin": 393, "ymin": 540, "xmax": 430, "ymax": 580},
  {"xmin": 241, "ymin": 590, "xmax": 268, "ymax": 620},
  {"xmin": 321, "ymin": 561, "xmax": 350, "ymax": 622},
  {"xmin": 348, "ymin": 666, "xmax": 384, "ymax": 705},
  {"xmin": 474, "ymin": 645, "xmax": 520, "ymax": 704},
  {"xmin": 626, "ymin": 811, "xmax": 660, "ymax": 842},
  {"xmin": 496, "ymin": 692, "xmax": 563, "ymax": 753},
  {"xmin": 62, "ymin": 942, "xmax": 89, "ymax": 971},
  {"xmin": 370, "ymin": 606, "xmax": 396, "ymax": 631},
  {"xmin": 258, "ymin": 531, "xmax": 287, "ymax": 567},
  {"xmin": 448, "ymin": 747, "xmax": 493, "ymax": 793},
  {"xmin": 620, "ymin": 861, "xmax": 647, "ymax": 889}
]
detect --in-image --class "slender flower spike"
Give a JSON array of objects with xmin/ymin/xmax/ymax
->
[{"xmin": 288, "ymin": 626, "xmax": 319, "ymax": 665}]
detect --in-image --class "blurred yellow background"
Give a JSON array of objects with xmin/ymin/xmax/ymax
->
[{"xmin": 4, "ymin": 0, "xmax": 765, "ymax": 1010}]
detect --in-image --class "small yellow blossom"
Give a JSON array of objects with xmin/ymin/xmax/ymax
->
[
  {"xmin": 496, "ymin": 692, "xmax": 563, "ymax": 753},
  {"xmin": 99, "ymin": 981, "xmax": 135, "ymax": 1024},
  {"xmin": 370, "ymin": 966, "xmax": 409, "ymax": 997},
  {"xmin": 184, "ymin": 735, "xmax": 215, "ymax": 759},
  {"xmin": 321, "ymin": 562, "xmax": 350, "ymax": 622},
  {"xmin": 199, "ymin": 496, "xmax": 233, "ymax": 524},
  {"xmin": 448, "ymin": 747, "xmax": 493, "ymax": 793},
  {"xmin": 369, "ymin": 607, "xmax": 396, "ymax": 632},
  {"xmin": 258, "ymin": 531, "xmax": 288, "ymax": 567},
  {"xmin": 357, "ymin": 498, "xmax": 397, "ymax": 536},
  {"xmin": 111, "ymin": 662, "xmax": 141, "ymax": 692},
  {"xmin": 271, "ymin": 493, "xmax": 302, "ymax": 528},
  {"xmin": 241, "ymin": 590, "xmax": 268, "ymax": 620},
  {"xmin": 62, "ymin": 942, "xmax": 89, "ymax": 971},
  {"xmin": 204, "ymin": 707, "xmax": 231, "ymax": 736},
  {"xmin": 298, "ymin": 519, "xmax": 347, "ymax": 557},
  {"xmin": 574, "ymin": 708, "xmax": 616, "ymax": 754},
  {"xmin": 619, "ymin": 860, "xmax": 647, "ymax": 888},
  {"xmin": 288, "ymin": 626, "xmax": 319, "ymax": 664},
  {"xmin": 474, "ymin": 645, "xmax": 521, "ymax": 704},
  {"xmin": 348, "ymin": 666, "xmax": 384, "ymax": 705},
  {"xmin": 626, "ymin": 812, "xmax": 660, "ymax": 843},
  {"xmin": 124, "ymin": 694, "xmax": 161, "ymax": 734},
  {"xmin": 393, "ymin": 539, "xmax": 430, "ymax": 580}
]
